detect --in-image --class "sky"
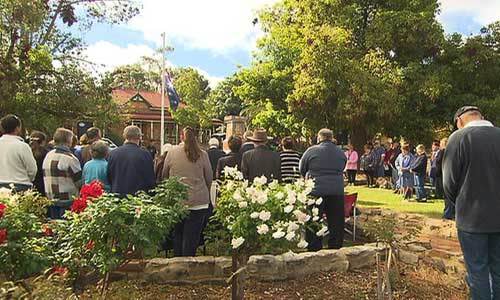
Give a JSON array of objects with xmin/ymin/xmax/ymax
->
[{"xmin": 81, "ymin": 0, "xmax": 500, "ymax": 87}]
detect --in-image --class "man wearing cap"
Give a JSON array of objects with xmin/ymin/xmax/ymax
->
[
  {"xmin": 241, "ymin": 129, "xmax": 281, "ymax": 182},
  {"xmin": 300, "ymin": 128, "xmax": 347, "ymax": 250},
  {"xmin": 443, "ymin": 106, "xmax": 500, "ymax": 299},
  {"xmin": 207, "ymin": 137, "xmax": 226, "ymax": 178}
]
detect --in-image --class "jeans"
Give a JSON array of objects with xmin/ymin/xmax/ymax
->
[
  {"xmin": 0, "ymin": 182, "xmax": 32, "ymax": 192},
  {"xmin": 458, "ymin": 230, "xmax": 500, "ymax": 300},
  {"xmin": 391, "ymin": 167, "xmax": 399, "ymax": 190},
  {"xmin": 365, "ymin": 170, "xmax": 375, "ymax": 186},
  {"xmin": 173, "ymin": 209, "xmax": 209, "ymax": 257},
  {"xmin": 346, "ymin": 170, "xmax": 357, "ymax": 184},
  {"xmin": 414, "ymin": 174, "xmax": 427, "ymax": 200},
  {"xmin": 306, "ymin": 195, "xmax": 345, "ymax": 251}
]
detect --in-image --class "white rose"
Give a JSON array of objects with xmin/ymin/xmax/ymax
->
[
  {"xmin": 285, "ymin": 231, "xmax": 295, "ymax": 241},
  {"xmin": 257, "ymin": 224, "xmax": 269, "ymax": 235},
  {"xmin": 293, "ymin": 210, "xmax": 310, "ymax": 224},
  {"xmin": 298, "ymin": 192, "xmax": 308, "ymax": 204},
  {"xmin": 284, "ymin": 205, "xmax": 294, "ymax": 214},
  {"xmin": 275, "ymin": 191, "xmax": 285, "ymax": 200},
  {"xmin": 286, "ymin": 192, "xmax": 297, "ymax": 205},
  {"xmin": 254, "ymin": 175, "xmax": 268, "ymax": 185},
  {"xmin": 315, "ymin": 198, "xmax": 323, "ymax": 205},
  {"xmin": 233, "ymin": 190, "xmax": 244, "ymax": 202},
  {"xmin": 307, "ymin": 198, "xmax": 316, "ymax": 206},
  {"xmin": 316, "ymin": 226, "xmax": 328, "ymax": 237},
  {"xmin": 312, "ymin": 207, "xmax": 319, "ymax": 216},
  {"xmin": 297, "ymin": 240, "xmax": 308, "ymax": 249},
  {"xmin": 287, "ymin": 222, "xmax": 299, "ymax": 233},
  {"xmin": 250, "ymin": 212, "xmax": 259, "ymax": 219},
  {"xmin": 254, "ymin": 190, "xmax": 268, "ymax": 204},
  {"xmin": 231, "ymin": 237, "xmax": 245, "ymax": 249},
  {"xmin": 272, "ymin": 230, "xmax": 286, "ymax": 239},
  {"xmin": 259, "ymin": 210, "xmax": 271, "ymax": 221},
  {"xmin": 0, "ymin": 187, "xmax": 12, "ymax": 198},
  {"xmin": 238, "ymin": 201, "xmax": 248, "ymax": 208},
  {"xmin": 269, "ymin": 180, "xmax": 279, "ymax": 189},
  {"xmin": 313, "ymin": 216, "xmax": 320, "ymax": 222}
]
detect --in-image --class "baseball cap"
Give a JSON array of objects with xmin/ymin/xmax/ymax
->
[{"xmin": 454, "ymin": 106, "xmax": 481, "ymax": 124}]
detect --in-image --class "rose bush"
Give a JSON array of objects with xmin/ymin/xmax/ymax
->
[
  {"xmin": 0, "ymin": 190, "xmax": 52, "ymax": 280},
  {"xmin": 215, "ymin": 167, "xmax": 324, "ymax": 254}
]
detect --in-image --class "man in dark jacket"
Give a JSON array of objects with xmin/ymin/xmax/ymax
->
[
  {"xmin": 207, "ymin": 138, "xmax": 226, "ymax": 178},
  {"xmin": 300, "ymin": 128, "xmax": 347, "ymax": 250},
  {"xmin": 107, "ymin": 126, "xmax": 155, "ymax": 196},
  {"xmin": 241, "ymin": 129, "xmax": 281, "ymax": 182},
  {"xmin": 443, "ymin": 106, "xmax": 500, "ymax": 299},
  {"xmin": 410, "ymin": 144, "xmax": 428, "ymax": 202},
  {"xmin": 240, "ymin": 130, "xmax": 255, "ymax": 155},
  {"xmin": 216, "ymin": 136, "xmax": 242, "ymax": 179}
]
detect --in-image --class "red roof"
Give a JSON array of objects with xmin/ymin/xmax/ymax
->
[{"xmin": 112, "ymin": 89, "xmax": 165, "ymax": 108}]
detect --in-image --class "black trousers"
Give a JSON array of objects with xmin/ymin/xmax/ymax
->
[
  {"xmin": 346, "ymin": 170, "xmax": 357, "ymax": 184},
  {"xmin": 173, "ymin": 209, "xmax": 209, "ymax": 257},
  {"xmin": 435, "ymin": 176, "xmax": 444, "ymax": 199},
  {"xmin": 365, "ymin": 170, "xmax": 375, "ymax": 186},
  {"xmin": 306, "ymin": 195, "xmax": 345, "ymax": 251}
]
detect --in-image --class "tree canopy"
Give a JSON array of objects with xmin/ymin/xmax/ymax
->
[
  {"xmin": 235, "ymin": 0, "xmax": 500, "ymax": 146},
  {"xmin": 1, "ymin": 0, "xmax": 140, "ymax": 133}
]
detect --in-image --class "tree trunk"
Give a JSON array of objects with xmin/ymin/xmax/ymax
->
[
  {"xmin": 231, "ymin": 251, "xmax": 248, "ymax": 300},
  {"xmin": 350, "ymin": 125, "xmax": 369, "ymax": 154}
]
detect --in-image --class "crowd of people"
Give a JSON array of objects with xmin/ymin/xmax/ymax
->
[{"xmin": 1, "ymin": 105, "xmax": 499, "ymax": 298}]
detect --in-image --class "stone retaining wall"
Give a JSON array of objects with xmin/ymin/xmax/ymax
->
[{"xmin": 116, "ymin": 243, "xmax": 385, "ymax": 284}]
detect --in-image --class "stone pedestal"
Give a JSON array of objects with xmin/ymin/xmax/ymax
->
[{"xmin": 224, "ymin": 116, "xmax": 247, "ymax": 138}]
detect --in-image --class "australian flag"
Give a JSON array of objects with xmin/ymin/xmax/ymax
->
[{"xmin": 165, "ymin": 73, "xmax": 180, "ymax": 111}]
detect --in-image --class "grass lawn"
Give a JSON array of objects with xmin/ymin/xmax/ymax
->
[{"xmin": 346, "ymin": 186, "xmax": 445, "ymax": 219}]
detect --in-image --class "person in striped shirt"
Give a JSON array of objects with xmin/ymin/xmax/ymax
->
[{"xmin": 279, "ymin": 137, "xmax": 301, "ymax": 183}]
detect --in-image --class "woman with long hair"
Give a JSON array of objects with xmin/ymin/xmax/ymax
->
[
  {"xmin": 162, "ymin": 127, "xmax": 212, "ymax": 257},
  {"xmin": 30, "ymin": 131, "xmax": 49, "ymax": 196}
]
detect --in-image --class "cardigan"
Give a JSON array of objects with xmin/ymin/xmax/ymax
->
[{"xmin": 162, "ymin": 145, "xmax": 212, "ymax": 208}]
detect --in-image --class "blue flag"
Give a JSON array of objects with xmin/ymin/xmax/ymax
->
[{"xmin": 165, "ymin": 73, "xmax": 180, "ymax": 111}]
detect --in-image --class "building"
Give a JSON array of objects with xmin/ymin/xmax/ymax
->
[{"xmin": 112, "ymin": 89, "xmax": 181, "ymax": 146}]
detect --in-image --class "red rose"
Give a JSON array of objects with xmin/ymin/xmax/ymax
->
[
  {"xmin": 86, "ymin": 240, "xmax": 95, "ymax": 251},
  {"xmin": 0, "ymin": 203, "xmax": 6, "ymax": 218},
  {"xmin": 0, "ymin": 229, "xmax": 7, "ymax": 244},
  {"xmin": 80, "ymin": 181, "xmax": 104, "ymax": 200},
  {"xmin": 52, "ymin": 266, "xmax": 68, "ymax": 276},
  {"xmin": 42, "ymin": 224, "xmax": 53, "ymax": 236},
  {"xmin": 70, "ymin": 197, "xmax": 88, "ymax": 213}
]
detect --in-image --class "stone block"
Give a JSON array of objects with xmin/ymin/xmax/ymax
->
[
  {"xmin": 339, "ymin": 245, "xmax": 378, "ymax": 270},
  {"xmin": 398, "ymin": 249, "xmax": 419, "ymax": 265}
]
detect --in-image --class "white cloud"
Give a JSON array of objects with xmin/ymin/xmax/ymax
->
[
  {"xmin": 127, "ymin": 0, "xmax": 278, "ymax": 54},
  {"xmin": 439, "ymin": 0, "xmax": 500, "ymax": 25},
  {"xmin": 83, "ymin": 41, "xmax": 156, "ymax": 72}
]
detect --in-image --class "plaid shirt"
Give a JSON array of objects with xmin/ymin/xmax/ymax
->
[{"xmin": 43, "ymin": 146, "xmax": 82, "ymax": 207}]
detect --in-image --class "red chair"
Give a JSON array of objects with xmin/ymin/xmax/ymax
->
[{"xmin": 344, "ymin": 193, "xmax": 358, "ymax": 241}]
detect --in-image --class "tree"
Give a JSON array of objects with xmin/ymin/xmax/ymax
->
[
  {"xmin": 207, "ymin": 74, "xmax": 244, "ymax": 120},
  {"xmin": 236, "ymin": 0, "xmax": 447, "ymax": 147},
  {"xmin": 171, "ymin": 67, "xmax": 213, "ymax": 128},
  {"xmin": 107, "ymin": 63, "xmax": 160, "ymax": 91},
  {"xmin": 0, "ymin": 0, "xmax": 140, "ymax": 131}
]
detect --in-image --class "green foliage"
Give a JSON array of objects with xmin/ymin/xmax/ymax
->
[
  {"xmin": 207, "ymin": 74, "xmax": 244, "ymax": 119},
  {"xmin": 0, "ymin": 0, "xmax": 140, "ymax": 133},
  {"xmin": 0, "ymin": 201, "xmax": 50, "ymax": 280},
  {"xmin": 363, "ymin": 214, "xmax": 422, "ymax": 247},
  {"xmin": 171, "ymin": 67, "xmax": 214, "ymax": 128}
]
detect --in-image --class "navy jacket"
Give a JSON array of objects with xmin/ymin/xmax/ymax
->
[
  {"xmin": 241, "ymin": 145, "xmax": 281, "ymax": 182},
  {"xmin": 443, "ymin": 121, "xmax": 500, "ymax": 233},
  {"xmin": 410, "ymin": 154, "xmax": 428, "ymax": 177},
  {"xmin": 207, "ymin": 147, "xmax": 226, "ymax": 178},
  {"xmin": 299, "ymin": 141, "xmax": 347, "ymax": 197},
  {"xmin": 107, "ymin": 143, "xmax": 156, "ymax": 196}
]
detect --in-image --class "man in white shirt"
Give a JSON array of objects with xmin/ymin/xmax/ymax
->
[{"xmin": 0, "ymin": 115, "xmax": 37, "ymax": 192}]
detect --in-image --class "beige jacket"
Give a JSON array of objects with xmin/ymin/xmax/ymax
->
[{"xmin": 162, "ymin": 145, "xmax": 212, "ymax": 208}]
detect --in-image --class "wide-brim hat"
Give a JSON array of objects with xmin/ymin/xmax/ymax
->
[{"xmin": 247, "ymin": 129, "xmax": 268, "ymax": 142}]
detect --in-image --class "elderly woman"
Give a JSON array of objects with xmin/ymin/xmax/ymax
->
[
  {"xmin": 395, "ymin": 144, "xmax": 414, "ymax": 199},
  {"xmin": 43, "ymin": 128, "xmax": 82, "ymax": 219},
  {"xmin": 82, "ymin": 140, "xmax": 111, "ymax": 191}
]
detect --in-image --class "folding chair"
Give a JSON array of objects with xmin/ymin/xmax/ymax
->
[{"xmin": 344, "ymin": 193, "xmax": 358, "ymax": 241}]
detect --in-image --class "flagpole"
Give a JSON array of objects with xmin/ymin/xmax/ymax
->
[{"xmin": 160, "ymin": 32, "xmax": 166, "ymax": 148}]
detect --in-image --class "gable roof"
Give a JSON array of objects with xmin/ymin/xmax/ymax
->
[{"xmin": 112, "ymin": 89, "xmax": 167, "ymax": 109}]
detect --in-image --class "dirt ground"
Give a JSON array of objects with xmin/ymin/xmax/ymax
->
[{"xmin": 75, "ymin": 264, "xmax": 466, "ymax": 300}]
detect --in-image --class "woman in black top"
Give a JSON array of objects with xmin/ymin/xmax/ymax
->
[{"xmin": 216, "ymin": 136, "xmax": 242, "ymax": 179}]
